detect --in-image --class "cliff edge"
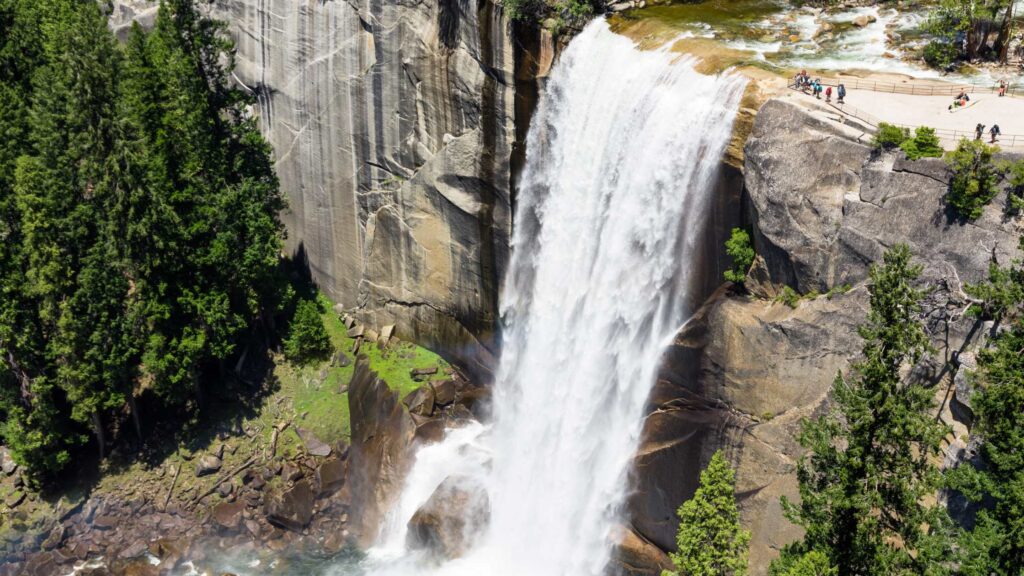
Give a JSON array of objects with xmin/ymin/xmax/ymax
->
[{"xmin": 625, "ymin": 96, "xmax": 1022, "ymax": 575}]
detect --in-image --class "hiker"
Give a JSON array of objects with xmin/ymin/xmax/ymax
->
[
  {"xmin": 956, "ymin": 88, "xmax": 970, "ymax": 102},
  {"xmin": 814, "ymin": 79, "xmax": 822, "ymax": 99},
  {"xmin": 976, "ymin": 123, "xmax": 985, "ymax": 140},
  {"xmin": 826, "ymin": 85, "xmax": 833, "ymax": 102},
  {"xmin": 999, "ymin": 80, "xmax": 1008, "ymax": 97},
  {"xmin": 990, "ymin": 124, "xmax": 1001, "ymax": 143},
  {"xmin": 837, "ymin": 83, "xmax": 846, "ymax": 104}
]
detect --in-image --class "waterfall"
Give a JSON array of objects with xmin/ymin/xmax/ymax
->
[{"xmin": 366, "ymin": 18, "xmax": 746, "ymax": 576}]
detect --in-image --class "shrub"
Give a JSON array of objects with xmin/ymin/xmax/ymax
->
[
  {"xmin": 1003, "ymin": 159, "xmax": 1024, "ymax": 214},
  {"xmin": 502, "ymin": 0, "xmax": 543, "ymax": 22},
  {"xmin": 825, "ymin": 283, "xmax": 852, "ymax": 299},
  {"xmin": 770, "ymin": 549, "xmax": 837, "ymax": 576},
  {"xmin": 285, "ymin": 299, "xmax": 332, "ymax": 364},
  {"xmin": 724, "ymin": 228, "xmax": 755, "ymax": 285},
  {"xmin": 872, "ymin": 123, "xmax": 910, "ymax": 150},
  {"xmin": 900, "ymin": 126, "xmax": 943, "ymax": 160},
  {"xmin": 946, "ymin": 138, "xmax": 1002, "ymax": 220},
  {"xmin": 561, "ymin": 0, "xmax": 592, "ymax": 19},
  {"xmin": 923, "ymin": 39, "xmax": 958, "ymax": 70},
  {"xmin": 777, "ymin": 285, "xmax": 801, "ymax": 308}
]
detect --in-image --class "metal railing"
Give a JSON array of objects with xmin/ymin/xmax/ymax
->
[
  {"xmin": 792, "ymin": 76, "xmax": 1019, "ymax": 97},
  {"xmin": 788, "ymin": 83, "xmax": 1024, "ymax": 149}
]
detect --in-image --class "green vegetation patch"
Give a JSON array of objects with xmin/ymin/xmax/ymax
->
[
  {"xmin": 270, "ymin": 293, "xmax": 451, "ymax": 446},
  {"xmin": 724, "ymin": 227, "xmax": 755, "ymax": 286}
]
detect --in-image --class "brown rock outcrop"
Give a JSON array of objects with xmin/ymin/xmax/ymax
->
[
  {"xmin": 406, "ymin": 475, "xmax": 489, "ymax": 560},
  {"xmin": 609, "ymin": 525, "xmax": 674, "ymax": 576},
  {"xmin": 265, "ymin": 480, "xmax": 315, "ymax": 532},
  {"xmin": 629, "ymin": 286, "xmax": 867, "ymax": 572},
  {"xmin": 346, "ymin": 357, "xmax": 417, "ymax": 545}
]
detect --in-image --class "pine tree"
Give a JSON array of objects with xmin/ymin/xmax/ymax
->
[
  {"xmin": 0, "ymin": 0, "xmax": 285, "ymax": 480},
  {"xmin": 772, "ymin": 244, "xmax": 955, "ymax": 576},
  {"xmin": 664, "ymin": 450, "xmax": 750, "ymax": 576},
  {"xmin": 130, "ymin": 0, "xmax": 285, "ymax": 408},
  {"xmin": 2, "ymin": 0, "xmax": 125, "ymax": 472},
  {"xmin": 953, "ymin": 236, "xmax": 1024, "ymax": 575},
  {"xmin": 284, "ymin": 299, "xmax": 331, "ymax": 364}
]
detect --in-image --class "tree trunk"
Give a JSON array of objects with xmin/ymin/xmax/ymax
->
[
  {"xmin": 128, "ymin": 395, "xmax": 143, "ymax": 441},
  {"xmin": 91, "ymin": 411, "xmax": 106, "ymax": 460},
  {"xmin": 967, "ymin": 23, "xmax": 981, "ymax": 60},
  {"xmin": 193, "ymin": 369, "xmax": 206, "ymax": 413},
  {"xmin": 997, "ymin": 3, "xmax": 1015, "ymax": 63}
]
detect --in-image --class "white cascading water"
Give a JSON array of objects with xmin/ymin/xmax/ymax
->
[{"xmin": 366, "ymin": 18, "xmax": 746, "ymax": 576}]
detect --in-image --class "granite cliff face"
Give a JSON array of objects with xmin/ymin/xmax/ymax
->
[
  {"xmin": 628, "ymin": 97, "xmax": 1023, "ymax": 575},
  {"xmin": 110, "ymin": 0, "xmax": 520, "ymax": 379}
]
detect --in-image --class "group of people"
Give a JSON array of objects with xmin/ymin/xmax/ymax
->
[
  {"xmin": 794, "ymin": 70, "xmax": 846, "ymax": 104},
  {"xmin": 950, "ymin": 89, "xmax": 971, "ymax": 111},
  {"xmin": 975, "ymin": 123, "xmax": 1002, "ymax": 143}
]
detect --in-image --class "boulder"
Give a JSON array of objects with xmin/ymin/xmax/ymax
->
[
  {"xmin": 92, "ymin": 515, "xmax": 118, "ymax": 530},
  {"xmin": 415, "ymin": 419, "xmax": 448, "ymax": 444},
  {"xmin": 431, "ymin": 379, "xmax": 458, "ymax": 406},
  {"xmin": 410, "ymin": 366, "xmax": 439, "ymax": 380},
  {"xmin": 403, "ymin": 386, "xmax": 436, "ymax": 417},
  {"xmin": 608, "ymin": 525, "xmax": 674, "ymax": 576},
  {"xmin": 40, "ymin": 526, "xmax": 64, "ymax": 551},
  {"xmin": 316, "ymin": 457, "xmax": 347, "ymax": 495},
  {"xmin": 406, "ymin": 476, "xmax": 489, "ymax": 560},
  {"xmin": 265, "ymin": 480, "xmax": 315, "ymax": 532},
  {"xmin": 294, "ymin": 427, "xmax": 332, "ymax": 457},
  {"xmin": 813, "ymin": 21, "xmax": 834, "ymax": 38},
  {"xmin": 117, "ymin": 540, "xmax": 148, "ymax": 559},
  {"xmin": 346, "ymin": 358, "xmax": 416, "ymax": 545},
  {"xmin": 0, "ymin": 448, "xmax": 17, "ymax": 476},
  {"xmin": 282, "ymin": 462, "xmax": 303, "ymax": 483},
  {"xmin": 212, "ymin": 500, "xmax": 246, "ymax": 530},
  {"xmin": 852, "ymin": 13, "xmax": 876, "ymax": 27},
  {"xmin": 194, "ymin": 455, "xmax": 222, "ymax": 477},
  {"xmin": 333, "ymin": 351, "xmax": 352, "ymax": 368}
]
